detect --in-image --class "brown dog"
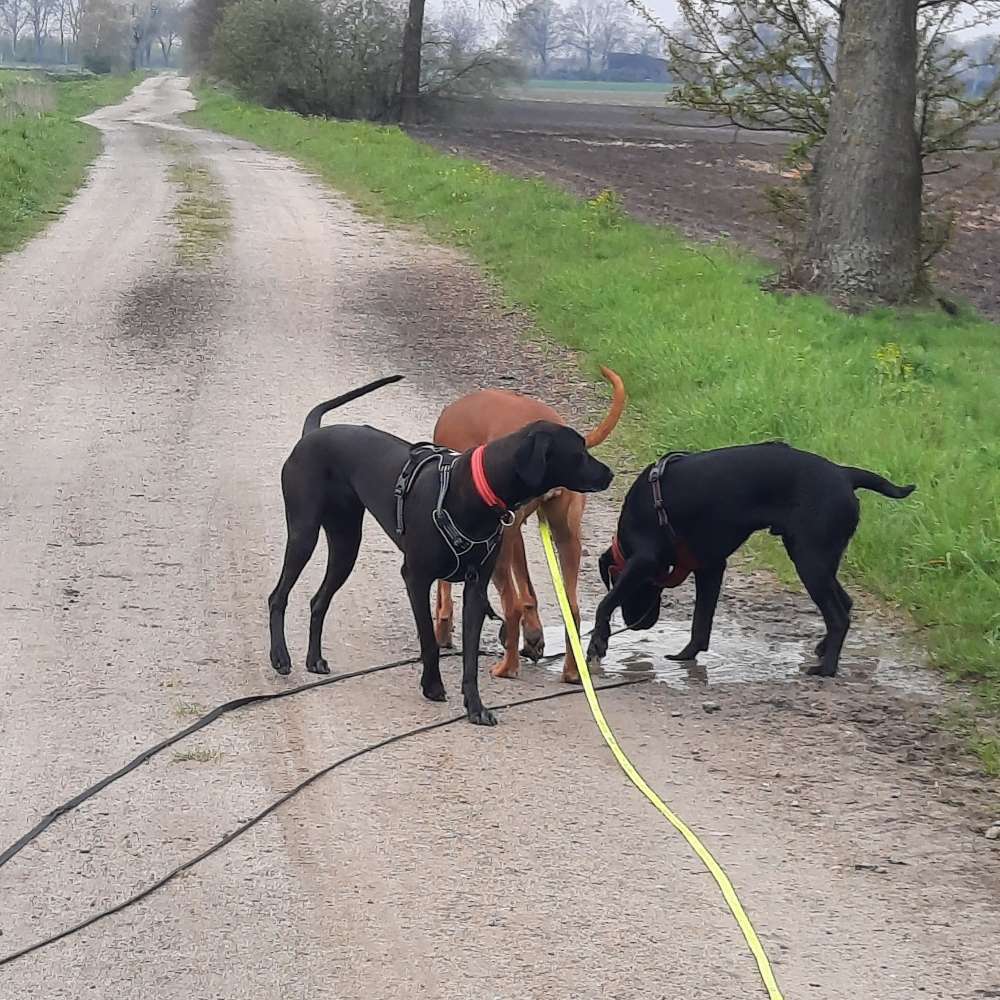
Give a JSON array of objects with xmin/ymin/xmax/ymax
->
[{"xmin": 432, "ymin": 368, "xmax": 626, "ymax": 683}]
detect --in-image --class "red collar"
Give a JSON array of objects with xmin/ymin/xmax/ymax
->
[
  {"xmin": 609, "ymin": 532, "xmax": 699, "ymax": 590},
  {"xmin": 471, "ymin": 445, "xmax": 509, "ymax": 513}
]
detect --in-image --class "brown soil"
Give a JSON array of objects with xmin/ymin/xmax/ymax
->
[{"xmin": 412, "ymin": 97, "xmax": 1000, "ymax": 318}]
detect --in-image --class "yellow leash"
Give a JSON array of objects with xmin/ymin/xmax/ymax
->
[{"xmin": 537, "ymin": 514, "xmax": 785, "ymax": 1000}]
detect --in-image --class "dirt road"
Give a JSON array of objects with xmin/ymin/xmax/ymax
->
[{"xmin": 1, "ymin": 75, "xmax": 997, "ymax": 999}]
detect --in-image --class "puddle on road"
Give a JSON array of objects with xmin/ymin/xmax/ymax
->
[{"xmin": 528, "ymin": 617, "xmax": 941, "ymax": 698}]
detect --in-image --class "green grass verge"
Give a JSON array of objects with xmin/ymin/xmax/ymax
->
[
  {"xmin": 0, "ymin": 70, "xmax": 147, "ymax": 256},
  {"xmin": 187, "ymin": 89, "xmax": 1000, "ymax": 762}
]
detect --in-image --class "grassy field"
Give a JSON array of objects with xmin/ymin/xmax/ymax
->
[
  {"xmin": 188, "ymin": 90, "xmax": 1000, "ymax": 761},
  {"xmin": 0, "ymin": 69, "xmax": 146, "ymax": 256}
]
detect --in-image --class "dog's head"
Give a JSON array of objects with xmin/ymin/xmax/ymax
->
[
  {"xmin": 598, "ymin": 542, "xmax": 663, "ymax": 631},
  {"xmin": 513, "ymin": 421, "xmax": 613, "ymax": 498}
]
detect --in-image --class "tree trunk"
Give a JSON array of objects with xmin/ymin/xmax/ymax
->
[
  {"xmin": 399, "ymin": 0, "xmax": 425, "ymax": 124},
  {"xmin": 799, "ymin": 0, "xmax": 922, "ymax": 303}
]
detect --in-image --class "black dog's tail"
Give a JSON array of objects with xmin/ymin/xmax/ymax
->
[
  {"xmin": 301, "ymin": 375, "xmax": 404, "ymax": 437},
  {"xmin": 843, "ymin": 466, "xmax": 916, "ymax": 499}
]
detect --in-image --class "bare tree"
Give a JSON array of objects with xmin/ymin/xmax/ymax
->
[
  {"xmin": 506, "ymin": 0, "xmax": 563, "ymax": 73},
  {"xmin": 26, "ymin": 0, "xmax": 54, "ymax": 59},
  {"xmin": 1, "ymin": 0, "xmax": 30, "ymax": 58},
  {"xmin": 78, "ymin": 0, "xmax": 130, "ymax": 68},
  {"xmin": 64, "ymin": 0, "xmax": 86, "ymax": 51},
  {"xmin": 658, "ymin": 0, "xmax": 1000, "ymax": 302},
  {"xmin": 593, "ymin": 0, "xmax": 633, "ymax": 69},
  {"xmin": 436, "ymin": 0, "xmax": 485, "ymax": 54},
  {"xmin": 563, "ymin": 0, "xmax": 600, "ymax": 71},
  {"xmin": 155, "ymin": 0, "xmax": 180, "ymax": 63}
]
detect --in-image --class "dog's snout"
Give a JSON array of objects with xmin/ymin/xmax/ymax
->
[{"xmin": 590, "ymin": 457, "xmax": 614, "ymax": 491}]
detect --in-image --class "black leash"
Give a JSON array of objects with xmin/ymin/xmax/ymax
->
[
  {"xmin": 0, "ymin": 673, "xmax": 643, "ymax": 968},
  {"xmin": 0, "ymin": 650, "xmax": 437, "ymax": 872}
]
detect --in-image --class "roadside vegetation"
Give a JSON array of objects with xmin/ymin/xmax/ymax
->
[
  {"xmin": 189, "ymin": 88, "xmax": 1000, "ymax": 765},
  {"xmin": 0, "ymin": 69, "xmax": 146, "ymax": 256}
]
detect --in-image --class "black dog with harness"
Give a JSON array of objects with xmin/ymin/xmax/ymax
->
[
  {"xmin": 268, "ymin": 376, "xmax": 613, "ymax": 725},
  {"xmin": 588, "ymin": 441, "xmax": 914, "ymax": 678}
]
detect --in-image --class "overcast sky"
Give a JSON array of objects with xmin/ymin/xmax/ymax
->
[{"xmin": 426, "ymin": 0, "xmax": 989, "ymax": 43}]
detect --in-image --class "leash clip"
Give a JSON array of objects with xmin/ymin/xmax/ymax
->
[{"xmin": 500, "ymin": 509, "xmax": 516, "ymax": 527}]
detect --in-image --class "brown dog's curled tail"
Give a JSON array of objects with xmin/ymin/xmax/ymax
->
[
  {"xmin": 585, "ymin": 367, "xmax": 627, "ymax": 448},
  {"xmin": 301, "ymin": 375, "xmax": 404, "ymax": 437},
  {"xmin": 844, "ymin": 466, "xmax": 916, "ymax": 499}
]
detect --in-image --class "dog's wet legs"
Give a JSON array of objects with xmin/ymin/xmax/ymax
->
[
  {"xmin": 792, "ymin": 552, "xmax": 850, "ymax": 677},
  {"xmin": 666, "ymin": 562, "xmax": 726, "ymax": 661},
  {"xmin": 815, "ymin": 580, "xmax": 853, "ymax": 658},
  {"xmin": 586, "ymin": 555, "xmax": 660, "ymax": 665},
  {"xmin": 507, "ymin": 528, "xmax": 544, "ymax": 661}
]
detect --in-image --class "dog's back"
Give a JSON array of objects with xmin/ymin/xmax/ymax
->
[
  {"xmin": 435, "ymin": 390, "xmax": 564, "ymax": 452},
  {"xmin": 667, "ymin": 442, "xmax": 911, "ymax": 541}
]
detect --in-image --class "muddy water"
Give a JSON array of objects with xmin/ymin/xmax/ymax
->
[{"xmin": 532, "ymin": 617, "xmax": 942, "ymax": 698}]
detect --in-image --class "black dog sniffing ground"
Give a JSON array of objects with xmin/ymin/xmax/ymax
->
[
  {"xmin": 587, "ymin": 442, "xmax": 915, "ymax": 678},
  {"xmin": 268, "ymin": 376, "xmax": 613, "ymax": 725}
]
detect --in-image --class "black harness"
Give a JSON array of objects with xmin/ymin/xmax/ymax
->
[
  {"xmin": 394, "ymin": 444, "xmax": 513, "ymax": 583},
  {"xmin": 648, "ymin": 451, "xmax": 687, "ymax": 538}
]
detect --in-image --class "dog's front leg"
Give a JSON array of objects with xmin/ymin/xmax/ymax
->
[
  {"xmin": 667, "ymin": 562, "xmax": 726, "ymax": 661},
  {"xmin": 401, "ymin": 564, "xmax": 447, "ymax": 703},
  {"xmin": 461, "ymin": 577, "xmax": 497, "ymax": 726},
  {"xmin": 586, "ymin": 556, "xmax": 659, "ymax": 666}
]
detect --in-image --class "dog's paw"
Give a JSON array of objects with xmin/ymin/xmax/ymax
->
[
  {"xmin": 806, "ymin": 661, "xmax": 838, "ymax": 678},
  {"xmin": 520, "ymin": 626, "xmax": 545, "ymax": 663},
  {"xmin": 422, "ymin": 684, "xmax": 448, "ymax": 703},
  {"xmin": 490, "ymin": 659, "xmax": 520, "ymax": 679},
  {"xmin": 561, "ymin": 668, "xmax": 583, "ymax": 686},
  {"xmin": 585, "ymin": 638, "xmax": 606, "ymax": 665},
  {"xmin": 270, "ymin": 650, "xmax": 292, "ymax": 676},
  {"xmin": 467, "ymin": 706, "xmax": 498, "ymax": 727},
  {"xmin": 665, "ymin": 645, "xmax": 702, "ymax": 662},
  {"xmin": 306, "ymin": 658, "xmax": 330, "ymax": 675}
]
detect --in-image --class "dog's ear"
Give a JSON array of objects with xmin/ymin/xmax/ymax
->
[
  {"xmin": 598, "ymin": 549, "xmax": 612, "ymax": 590},
  {"xmin": 516, "ymin": 430, "xmax": 551, "ymax": 494}
]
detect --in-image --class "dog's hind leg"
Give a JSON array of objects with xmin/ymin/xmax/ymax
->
[
  {"xmin": 306, "ymin": 508, "xmax": 364, "ymax": 675},
  {"xmin": 667, "ymin": 562, "xmax": 726, "ymax": 662},
  {"xmin": 268, "ymin": 496, "xmax": 322, "ymax": 676},
  {"xmin": 402, "ymin": 565, "xmax": 447, "ymax": 703},
  {"xmin": 815, "ymin": 581, "xmax": 852, "ymax": 658},
  {"xmin": 785, "ymin": 540, "xmax": 849, "ymax": 677},
  {"xmin": 434, "ymin": 580, "xmax": 455, "ymax": 649}
]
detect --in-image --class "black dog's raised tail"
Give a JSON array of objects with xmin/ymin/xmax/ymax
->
[
  {"xmin": 302, "ymin": 375, "xmax": 404, "ymax": 437},
  {"xmin": 843, "ymin": 466, "xmax": 916, "ymax": 499}
]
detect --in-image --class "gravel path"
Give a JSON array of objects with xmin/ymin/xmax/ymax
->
[{"xmin": 0, "ymin": 74, "xmax": 996, "ymax": 1000}]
